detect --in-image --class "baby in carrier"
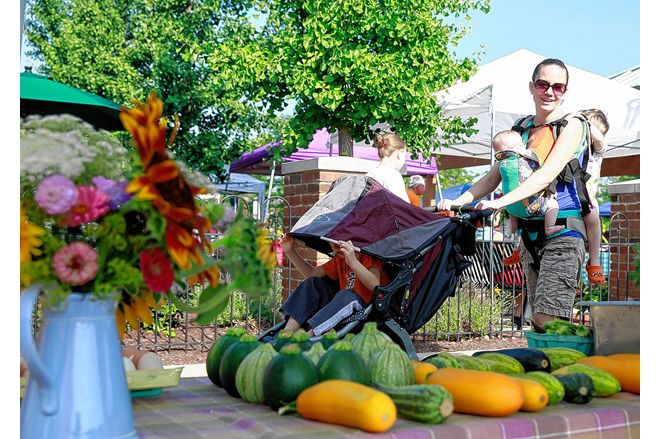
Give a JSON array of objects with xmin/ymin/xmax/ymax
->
[
  {"xmin": 492, "ymin": 130, "xmax": 564, "ymax": 242},
  {"xmin": 497, "ymin": 111, "xmax": 608, "ymax": 285}
]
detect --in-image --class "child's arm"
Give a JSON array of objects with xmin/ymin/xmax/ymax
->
[
  {"xmin": 589, "ymin": 123, "xmax": 606, "ymax": 152},
  {"xmin": 281, "ymin": 235, "xmax": 325, "ymax": 278},
  {"xmin": 336, "ymin": 241, "xmax": 381, "ymax": 292}
]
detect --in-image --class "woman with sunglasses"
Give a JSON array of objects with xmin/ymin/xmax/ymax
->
[{"xmin": 441, "ymin": 58, "xmax": 588, "ymax": 332}]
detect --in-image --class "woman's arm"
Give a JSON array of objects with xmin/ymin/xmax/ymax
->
[
  {"xmin": 442, "ymin": 165, "xmax": 502, "ymax": 209},
  {"xmin": 482, "ymin": 118, "xmax": 583, "ymax": 210}
]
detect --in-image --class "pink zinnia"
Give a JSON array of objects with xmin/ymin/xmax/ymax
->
[
  {"xmin": 35, "ymin": 175, "xmax": 78, "ymax": 215},
  {"xmin": 52, "ymin": 242, "xmax": 98, "ymax": 286},
  {"xmin": 139, "ymin": 249, "xmax": 174, "ymax": 293},
  {"xmin": 60, "ymin": 186, "xmax": 110, "ymax": 227}
]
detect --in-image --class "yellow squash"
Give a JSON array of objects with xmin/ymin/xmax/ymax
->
[{"xmin": 295, "ymin": 380, "xmax": 397, "ymax": 432}]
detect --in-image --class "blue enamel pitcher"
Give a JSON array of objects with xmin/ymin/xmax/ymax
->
[{"xmin": 20, "ymin": 284, "xmax": 137, "ymax": 438}]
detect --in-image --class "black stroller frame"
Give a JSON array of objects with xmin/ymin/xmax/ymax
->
[{"xmin": 258, "ymin": 206, "xmax": 492, "ymax": 360}]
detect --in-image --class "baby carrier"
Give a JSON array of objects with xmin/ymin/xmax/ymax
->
[
  {"xmin": 497, "ymin": 148, "xmax": 547, "ymax": 218},
  {"xmin": 510, "ymin": 112, "xmax": 593, "ymax": 270}
]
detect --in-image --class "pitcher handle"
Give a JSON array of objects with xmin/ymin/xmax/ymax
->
[{"xmin": 20, "ymin": 284, "xmax": 58, "ymax": 416}]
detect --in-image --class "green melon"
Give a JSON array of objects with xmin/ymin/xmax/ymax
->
[
  {"xmin": 262, "ymin": 343, "xmax": 318, "ymax": 410},
  {"xmin": 317, "ymin": 341, "xmax": 369, "ymax": 384},
  {"xmin": 370, "ymin": 342, "xmax": 414, "ymax": 387},
  {"xmin": 350, "ymin": 322, "xmax": 391, "ymax": 367},
  {"xmin": 303, "ymin": 342, "xmax": 327, "ymax": 366},
  {"xmin": 206, "ymin": 327, "xmax": 246, "ymax": 387},
  {"xmin": 235, "ymin": 343, "xmax": 278, "ymax": 403},
  {"xmin": 219, "ymin": 335, "xmax": 261, "ymax": 398}
]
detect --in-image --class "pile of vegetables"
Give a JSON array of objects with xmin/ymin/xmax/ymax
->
[
  {"xmin": 538, "ymin": 319, "xmax": 592, "ymax": 337},
  {"xmin": 205, "ymin": 324, "xmax": 639, "ymax": 433}
]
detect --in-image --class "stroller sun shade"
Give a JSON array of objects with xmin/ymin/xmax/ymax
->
[{"xmin": 288, "ymin": 176, "xmax": 454, "ymax": 263}]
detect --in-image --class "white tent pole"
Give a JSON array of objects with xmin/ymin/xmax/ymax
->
[
  {"xmin": 21, "ymin": 0, "xmax": 26, "ymax": 54},
  {"xmin": 262, "ymin": 164, "xmax": 276, "ymax": 222}
]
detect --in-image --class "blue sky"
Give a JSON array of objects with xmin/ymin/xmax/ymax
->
[
  {"xmin": 450, "ymin": 0, "xmax": 640, "ymax": 77},
  {"xmin": 20, "ymin": 0, "xmax": 640, "ymax": 77}
]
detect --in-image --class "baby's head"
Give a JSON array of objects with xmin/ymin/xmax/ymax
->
[
  {"xmin": 493, "ymin": 130, "xmax": 525, "ymax": 153},
  {"xmin": 581, "ymin": 109, "xmax": 609, "ymax": 136}
]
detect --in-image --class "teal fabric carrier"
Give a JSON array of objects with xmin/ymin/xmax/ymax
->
[{"xmin": 498, "ymin": 150, "xmax": 546, "ymax": 219}]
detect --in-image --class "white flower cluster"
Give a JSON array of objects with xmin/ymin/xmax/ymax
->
[{"xmin": 20, "ymin": 115, "xmax": 130, "ymax": 192}]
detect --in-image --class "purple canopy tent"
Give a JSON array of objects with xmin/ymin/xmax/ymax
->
[{"xmin": 229, "ymin": 128, "xmax": 438, "ymax": 176}]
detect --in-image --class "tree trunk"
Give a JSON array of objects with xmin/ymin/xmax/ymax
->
[{"xmin": 338, "ymin": 126, "xmax": 353, "ymax": 157}]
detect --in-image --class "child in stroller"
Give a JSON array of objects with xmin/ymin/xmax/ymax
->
[
  {"xmin": 278, "ymin": 235, "xmax": 391, "ymax": 336},
  {"xmin": 257, "ymin": 175, "xmax": 492, "ymax": 358}
]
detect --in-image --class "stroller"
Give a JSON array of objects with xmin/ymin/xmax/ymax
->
[{"xmin": 257, "ymin": 176, "xmax": 491, "ymax": 360}]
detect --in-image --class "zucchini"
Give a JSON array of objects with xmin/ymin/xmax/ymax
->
[
  {"xmin": 554, "ymin": 373, "xmax": 594, "ymax": 404},
  {"xmin": 453, "ymin": 355, "xmax": 492, "ymax": 371},
  {"xmin": 473, "ymin": 348, "xmax": 551, "ymax": 373},
  {"xmin": 374, "ymin": 384, "xmax": 454, "ymax": 424},
  {"xmin": 540, "ymin": 348, "xmax": 587, "ymax": 372},
  {"xmin": 424, "ymin": 353, "xmax": 463, "ymax": 369},
  {"xmin": 552, "ymin": 364, "xmax": 621, "ymax": 397},
  {"xmin": 472, "ymin": 352, "xmax": 524, "ymax": 374}
]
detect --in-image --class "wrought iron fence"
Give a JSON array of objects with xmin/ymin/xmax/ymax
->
[{"xmin": 127, "ymin": 196, "xmax": 631, "ymax": 353}]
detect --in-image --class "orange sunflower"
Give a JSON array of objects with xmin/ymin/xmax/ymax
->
[{"xmin": 120, "ymin": 92, "xmax": 217, "ymax": 283}]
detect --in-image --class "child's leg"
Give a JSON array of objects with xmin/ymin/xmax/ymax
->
[
  {"xmin": 509, "ymin": 215, "xmax": 518, "ymax": 235},
  {"xmin": 504, "ymin": 215, "xmax": 522, "ymax": 265},
  {"xmin": 584, "ymin": 208, "xmax": 602, "ymax": 265},
  {"xmin": 544, "ymin": 197, "xmax": 565, "ymax": 236}
]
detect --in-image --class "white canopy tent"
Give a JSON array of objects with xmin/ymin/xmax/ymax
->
[{"xmin": 435, "ymin": 49, "xmax": 640, "ymax": 176}]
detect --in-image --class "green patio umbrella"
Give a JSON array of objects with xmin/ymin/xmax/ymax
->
[{"xmin": 20, "ymin": 71, "xmax": 124, "ymax": 131}]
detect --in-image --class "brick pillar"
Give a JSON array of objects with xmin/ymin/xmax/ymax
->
[
  {"xmin": 607, "ymin": 179, "xmax": 640, "ymax": 301},
  {"xmin": 280, "ymin": 157, "xmax": 381, "ymax": 300}
]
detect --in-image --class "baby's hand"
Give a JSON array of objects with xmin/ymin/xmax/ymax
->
[{"xmin": 280, "ymin": 235, "xmax": 295, "ymax": 253}]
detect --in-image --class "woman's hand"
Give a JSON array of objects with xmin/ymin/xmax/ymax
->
[
  {"xmin": 439, "ymin": 199, "xmax": 454, "ymax": 210},
  {"xmin": 280, "ymin": 235, "xmax": 295, "ymax": 254},
  {"xmin": 475, "ymin": 200, "xmax": 501, "ymax": 211}
]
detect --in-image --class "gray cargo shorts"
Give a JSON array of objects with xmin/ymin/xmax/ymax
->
[{"xmin": 521, "ymin": 236, "xmax": 586, "ymax": 319}]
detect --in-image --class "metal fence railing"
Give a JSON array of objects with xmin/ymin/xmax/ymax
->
[{"xmin": 127, "ymin": 197, "xmax": 631, "ymax": 353}]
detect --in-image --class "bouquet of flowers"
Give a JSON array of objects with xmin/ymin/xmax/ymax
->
[{"xmin": 20, "ymin": 93, "xmax": 276, "ymax": 338}]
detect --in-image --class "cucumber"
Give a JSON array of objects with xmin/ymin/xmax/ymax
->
[
  {"xmin": 539, "ymin": 348, "xmax": 587, "ymax": 372},
  {"xmin": 474, "ymin": 348, "xmax": 551, "ymax": 373},
  {"xmin": 472, "ymin": 353, "xmax": 525, "ymax": 374},
  {"xmin": 425, "ymin": 353, "xmax": 463, "ymax": 369},
  {"xmin": 375, "ymin": 384, "xmax": 454, "ymax": 424},
  {"xmin": 552, "ymin": 364, "xmax": 621, "ymax": 397},
  {"xmin": 513, "ymin": 371, "xmax": 565, "ymax": 405},
  {"xmin": 554, "ymin": 373, "xmax": 594, "ymax": 404}
]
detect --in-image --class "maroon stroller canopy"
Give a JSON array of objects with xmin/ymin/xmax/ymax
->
[{"xmin": 289, "ymin": 176, "xmax": 452, "ymax": 262}]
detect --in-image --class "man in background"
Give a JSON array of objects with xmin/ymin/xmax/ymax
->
[{"xmin": 406, "ymin": 175, "xmax": 425, "ymax": 207}]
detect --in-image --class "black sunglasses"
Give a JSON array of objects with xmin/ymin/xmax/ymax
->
[{"xmin": 534, "ymin": 79, "xmax": 567, "ymax": 96}]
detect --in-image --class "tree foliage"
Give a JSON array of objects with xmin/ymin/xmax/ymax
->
[
  {"xmin": 238, "ymin": 0, "xmax": 489, "ymax": 160},
  {"xmin": 24, "ymin": 0, "xmax": 285, "ymax": 177}
]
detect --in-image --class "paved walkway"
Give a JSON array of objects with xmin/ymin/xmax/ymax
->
[{"xmin": 165, "ymin": 350, "xmax": 481, "ymax": 378}]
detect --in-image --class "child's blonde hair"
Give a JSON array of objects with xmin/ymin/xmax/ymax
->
[
  {"xmin": 492, "ymin": 130, "xmax": 524, "ymax": 152},
  {"xmin": 581, "ymin": 109, "xmax": 610, "ymax": 135},
  {"xmin": 373, "ymin": 132, "xmax": 406, "ymax": 159}
]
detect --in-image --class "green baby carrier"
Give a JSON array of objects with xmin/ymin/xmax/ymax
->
[
  {"xmin": 498, "ymin": 148, "xmax": 547, "ymax": 219},
  {"xmin": 507, "ymin": 112, "xmax": 593, "ymax": 270}
]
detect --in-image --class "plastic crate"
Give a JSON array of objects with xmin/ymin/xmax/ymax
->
[{"xmin": 524, "ymin": 331, "xmax": 594, "ymax": 356}]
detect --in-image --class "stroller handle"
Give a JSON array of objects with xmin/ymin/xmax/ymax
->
[
  {"xmin": 450, "ymin": 205, "xmax": 494, "ymax": 217},
  {"xmin": 425, "ymin": 204, "xmax": 494, "ymax": 219}
]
